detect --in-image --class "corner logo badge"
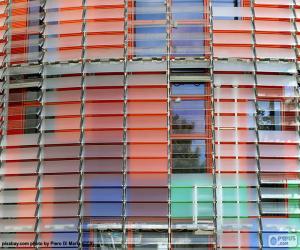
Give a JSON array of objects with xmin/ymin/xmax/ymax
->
[{"xmin": 268, "ymin": 234, "xmax": 298, "ymax": 248}]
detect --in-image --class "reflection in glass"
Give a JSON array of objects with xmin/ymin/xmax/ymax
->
[{"xmin": 172, "ymin": 140, "xmax": 206, "ymax": 173}]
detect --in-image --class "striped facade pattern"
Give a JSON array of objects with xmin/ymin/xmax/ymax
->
[{"xmin": 0, "ymin": 0, "xmax": 299, "ymax": 249}]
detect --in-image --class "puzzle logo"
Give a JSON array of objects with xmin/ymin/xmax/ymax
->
[{"xmin": 268, "ymin": 234, "xmax": 298, "ymax": 248}]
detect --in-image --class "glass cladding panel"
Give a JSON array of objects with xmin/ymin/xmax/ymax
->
[
  {"xmin": 0, "ymin": 190, "xmax": 37, "ymax": 204},
  {"xmin": 0, "ymin": 218, "xmax": 36, "ymax": 232},
  {"xmin": 40, "ymin": 189, "xmax": 80, "ymax": 202},
  {"xmin": 39, "ymin": 218, "xmax": 79, "ymax": 232},
  {"xmin": 1, "ymin": 161, "xmax": 38, "ymax": 175},
  {"xmin": 39, "ymin": 203, "xmax": 79, "ymax": 217}
]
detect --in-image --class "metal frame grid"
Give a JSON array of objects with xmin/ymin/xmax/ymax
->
[{"xmin": 0, "ymin": 0, "xmax": 299, "ymax": 249}]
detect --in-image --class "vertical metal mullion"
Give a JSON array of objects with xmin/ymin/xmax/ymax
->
[
  {"xmin": 122, "ymin": 0, "xmax": 128, "ymax": 248},
  {"xmin": 208, "ymin": 2, "xmax": 217, "ymax": 249},
  {"xmin": 0, "ymin": 0, "xmax": 11, "ymax": 141},
  {"xmin": 0, "ymin": 0, "xmax": 12, "ymax": 243},
  {"xmin": 166, "ymin": 0, "xmax": 171, "ymax": 249},
  {"xmin": 34, "ymin": 1, "xmax": 46, "ymax": 248},
  {"xmin": 0, "ymin": 2, "xmax": 11, "ymax": 177},
  {"xmin": 78, "ymin": 1, "xmax": 87, "ymax": 248},
  {"xmin": 250, "ymin": 1, "xmax": 263, "ymax": 249}
]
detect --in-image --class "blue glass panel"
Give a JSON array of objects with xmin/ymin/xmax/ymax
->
[
  {"xmin": 83, "ymin": 203, "xmax": 122, "ymax": 217},
  {"xmin": 135, "ymin": 1, "xmax": 166, "ymax": 20},
  {"xmin": 84, "ymin": 174, "xmax": 123, "ymax": 187},
  {"xmin": 171, "ymin": 83, "xmax": 205, "ymax": 95},
  {"xmin": 84, "ymin": 188, "xmax": 123, "ymax": 202},
  {"xmin": 172, "ymin": 0, "xmax": 204, "ymax": 20}
]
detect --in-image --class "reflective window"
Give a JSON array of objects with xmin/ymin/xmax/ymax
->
[
  {"xmin": 171, "ymin": 83, "xmax": 205, "ymax": 95},
  {"xmin": 172, "ymin": 139, "xmax": 206, "ymax": 173},
  {"xmin": 135, "ymin": 0, "xmax": 166, "ymax": 20},
  {"xmin": 171, "ymin": 100, "xmax": 206, "ymax": 134},
  {"xmin": 212, "ymin": 0, "xmax": 240, "ymax": 6},
  {"xmin": 257, "ymin": 101, "xmax": 281, "ymax": 130}
]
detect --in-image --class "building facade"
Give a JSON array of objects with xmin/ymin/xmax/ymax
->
[{"xmin": 0, "ymin": 0, "xmax": 299, "ymax": 249}]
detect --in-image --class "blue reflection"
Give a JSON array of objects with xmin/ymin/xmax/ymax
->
[
  {"xmin": 84, "ymin": 188, "xmax": 123, "ymax": 202},
  {"xmin": 171, "ymin": 83, "xmax": 205, "ymax": 95},
  {"xmin": 84, "ymin": 203, "xmax": 122, "ymax": 217}
]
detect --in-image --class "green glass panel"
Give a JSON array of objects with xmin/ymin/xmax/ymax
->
[
  {"xmin": 222, "ymin": 187, "xmax": 258, "ymax": 202},
  {"xmin": 171, "ymin": 203, "xmax": 193, "ymax": 218},
  {"xmin": 171, "ymin": 174, "xmax": 213, "ymax": 187},
  {"xmin": 171, "ymin": 202, "xmax": 214, "ymax": 218},
  {"xmin": 288, "ymin": 201, "xmax": 300, "ymax": 214},
  {"xmin": 222, "ymin": 203, "xmax": 259, "ymax": 217},
  {"xmin": 171, "ymin": 187, "xmax": 213, "ymax": 202}
]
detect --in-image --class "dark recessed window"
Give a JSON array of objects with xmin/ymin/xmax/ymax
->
[
  {"xmin": 172, "ymin": 139, "xmax": 206, "ymax": 173},
  {"xmin": 257, "ymin": 101, "xmax": 281, "ymax": 131}
]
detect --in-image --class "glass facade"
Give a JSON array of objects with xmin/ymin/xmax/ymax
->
[{"xmin": 0, "ymin": 0, "xmax": 299, "ymax": 249}]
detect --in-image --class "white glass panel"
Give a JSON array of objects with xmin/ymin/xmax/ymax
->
[
  {"xmin": 214, "ymin": 74, "xmax": 255, "ymax": 86},
  {"xmin": 255, "ymin": 0, "xmax": 294, "ymax": 5},
  {"xmin": 255, "ymin": 7, "xmax": 293, "ymax": 18},
  {"xmin": 214, "ymin": 33, "xmax": 252, "ymax": 45},
  {"xmin": 216, "ymin": 159, "xmax": 257, "ymax": 172},
  {"xmin": 216, "ymin": 173, "xmax": 258, "ymax": 187},
  {"xmin": 213, "ymin": 7, "xmax": 252, "ymax": 18},
  {"xmin": 214, "ymin": 88, "xmax": 255, "ymax": 99},
  {"xmin": 257, "ymin": 75, "xmax": 297, "ymax": 86},
  {"xmin": 2, "ymin": 147, "xmax": 38, "ymax": 161},
  {"xmin": 215, "ymin": 115, "xmax": 256, "ymax": 129},
  {"xmin": 213, "ymin": 20, "xmax": 252, "ymax": 31},
  {"xmin": 255, "ymin": 20, "xmax": 294, "ymax": 32},
  {"xmin": 256, "ymin": 34, "xmax": 295, "ymax": 46},
  {"xmin": 45, "ymin": 0, "xmax": 82, "ymax": 9},
  {"xmin": 260, "ymin": 159, "xmax": 300, "ymax": 173},
  {"xmin": 216, "ymin": 144, "xmax": 257, "ymax": 157},
  {"xmin": 43, "ymin": 76, "xmax": 81, "ymax": 89},
  {"xmin": 215, "ymin": 101, "xmax": 256, "ymax": 114},
  {"xmin": 259, "ymin": 131, "xmax": 299, "ymax": 143},
  {"xmin": 216, "ymin": 130, "xmax": 256, "ymax": 143},
  {"xmin": 2, "ymin": 134, "xmax": 39, "ymax": 146},
  {"xmin": 127, "ymin": 74, "xmax": 166, "ymax": 86},
  {"xmin": 256, "ymin": 48, "xmax": 296, "ymax": 60},
  {"xmin": 86, "ymin": 75, "xmax": 123, "ymax": 87},
  {"xmin": 214, "ymin": 61, "xmax": 254, "ymax": 72},
  {"xmin": 259, "ymin": 145, "xmax": 299, "ymax": 158},
  {"xmin": 256, "ymin": 62, "xmax": 297, "ymax": 73}
]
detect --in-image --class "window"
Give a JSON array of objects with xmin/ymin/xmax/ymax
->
[
  {"xmin": 132, "ymin": 0, "xmax": 167, "ymax": 57},
  {"xmin": 212, "ymin": 0, "xmax": 242, "ymax": 20},
  {"xmin": 135, "ymin": 1, "xmax": 166, "ymax": 20},
  {"xmin": 257, "ymin": 101, "xmax": 281, "ymax": 131},
  {"xmin": 212, "ymin": 0, "xmax": 240, "ymax": 6},
  {"xmin": 8, "ymin": 88, "xmax": 42, "ymax": 134},
  {"xmin": 171, "ymin": 83, "xmax": 205, "ymax": 96},
  {"xmin": 170, "ymin": 73, "xmax": 212, "ymax": 173},
  {"xmin": 172, "ymin": 139, "xmax": 206, "ymax": 173},
  {"xmin": 171, "ymin": 100, "xmax": 206, "ymax": 134},
  {"xmin": 132, "ymin": 0, "xmax": 208, "ymax": 57},
  {"xmin": 134, "ymin": 26, "xmax": 167, "ymax": 57},
  {"xmin": 171, "ymin": 0, "xmax": 205, "ymax": 57}
]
